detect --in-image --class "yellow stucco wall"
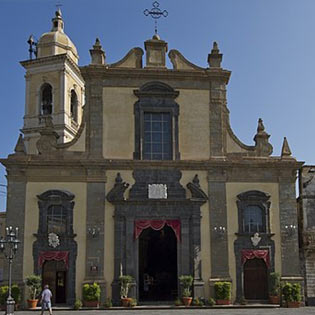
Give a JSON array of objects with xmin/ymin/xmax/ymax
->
[
  {"xmin": 24, "ymin": 182, "xmax": 87, "ymax": 299},
  {"xmin": 180, "ymin": 171, "xmax": 211, "ymax": 297},
  {"xmin": 177, "ymin": 90, "xmax": 210, "ymax": 160},
  {"xmin": 103, "ymin": 87, "xmax": 136, "ymax": 159},
  {"xmin": 104, "ymin": 171, "xmax": 135, "ymax": 297},
  {"xmin": 226, "ymin": 182, "xmax": 281, "ymax": 300}
]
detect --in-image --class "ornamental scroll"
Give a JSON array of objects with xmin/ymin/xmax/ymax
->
[
  {"xmin": 38, "ymin": 251, "xmax": 69, "ymax": 269},
  {"xmin": 241, "ymin": 249, "xmax": 270, "ymax": 268}
]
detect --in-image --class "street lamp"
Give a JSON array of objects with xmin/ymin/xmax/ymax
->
[{"xmin": 0, "ymin": 227, "xmax": 20, "ymax": 315}]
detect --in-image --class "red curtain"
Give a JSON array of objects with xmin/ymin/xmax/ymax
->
[
  {"xmin": 134, "ymin": 220, "xmax": 181, "ymax": 241},
  {"xmin": 241, "ymin": 249, "xmax": 270, "ymax": 268},
  {"xmin": 38, "ymin": 251, "xmax": 69, "ymax": 269}
]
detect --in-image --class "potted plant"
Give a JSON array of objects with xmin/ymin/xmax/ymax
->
[
  {"xmin": 174, "ymin": 297, "xmax": 182, "ymax": 306},
  {"xmin": 73, "ymin": 298, "xmax": 82, "ymax": 310},
  {"xmin": 214, "ymin": 281, "xmax": 231, "ymax": 305},
  {"xmin": 282, "ymin": 282, "xmax": 301, "ymax": 308},
  {"xmin": 269, "ymin": 272, "xmax": 280, "ymax": 304},
  {"xmin": 25, "ymin": 275, "xmax": 41, "ymax": 309},
  {"xmin": 119, "ymin": 275, "xmax": 133, "ymax": 307},
  {"xmin": 104, "ymin": 298, "xmax": 112, "ymax": 309},
  {"xmin": 82, "ymin": 282, "xmax": 101, "ymax": 307},
  {"xmin": 179, "ymin": 275, "xmax": 193, "ymax": 306},
  {"xmin": 130, "ymin": 298, "xmax": 137, "ymax": 307},
  {"xmin": 208, "ymin": 297, "xmax": 216, "ymax": 306}
]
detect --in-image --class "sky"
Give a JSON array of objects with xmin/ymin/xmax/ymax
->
[{"xmin": 0, "ymin": 0, "xmax": 314, "ymax": 210}]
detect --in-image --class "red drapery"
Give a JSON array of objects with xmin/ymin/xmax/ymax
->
[
  {"xmin": 134, "ymin": 220, "xmax": 181, "ymax": 241},
  {"xmin": 38, "ymin": 251, "xmax": 69, "ymax": 269},
  {"xmin": 241, "ymin": 249, "xmax": 270, "ymax": 268}
]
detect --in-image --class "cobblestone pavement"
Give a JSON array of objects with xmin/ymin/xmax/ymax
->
[{"xmin": 12, "ymin": 308, "xmax": 315, "ymax": 315}]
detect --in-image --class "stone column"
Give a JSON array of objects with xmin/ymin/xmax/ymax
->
[
  {"xmin": 4, "ymin": 178, "xmax": 26, "ymax": 284},
  {"xmin": 191, "ymin": 206, "xmax": 204, "ymax": 298},
  {"xmin": 85, "ymin": 82, "xmax": 103, "ymax": 156},
  {"xmin": 279, "ymin": 171, "xmax": 301, "ymax": 276},
  {"xmin": 85, "ymin": 180, "xmax": 106, "ymax": 302}
]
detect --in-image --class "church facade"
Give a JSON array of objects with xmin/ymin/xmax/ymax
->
[{"xmin": 1, "ymin": 10, "xmax": 304, "ymax": 305}]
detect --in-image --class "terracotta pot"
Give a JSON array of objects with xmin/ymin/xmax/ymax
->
[
  {"xmin": 182, "ymin": 297, "xmax": 192, "ymax": 306},
  {"xmin": 83, "ymin": 300, "xmax": 99, "ymax": 307},
  {"xmin": 27, "ymin": 299, "xmax": 38, "ymax": 309},
  {"xmin": 287, "ymin": 301, "xmax": 300, "ymax": 308},
  {"xmin": 216, "ymin": 299, "xmax": 230, "ymax": 305},
  {"xmin": 121, "ymin": 297, "xmax": 132, "ymax": 307},
  {"xmin": 269, "ymin": 295, "xmax": 280, "ymax": 304}
]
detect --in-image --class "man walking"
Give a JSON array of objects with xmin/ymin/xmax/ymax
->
[{"xmin": 40, "ymin": 285, "xmax": 53, "ymax": 315}]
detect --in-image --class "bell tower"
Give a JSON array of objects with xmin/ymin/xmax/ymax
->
[{"xmin": 20, "ymin": 9, "xmax": 85, "ymax": 154}]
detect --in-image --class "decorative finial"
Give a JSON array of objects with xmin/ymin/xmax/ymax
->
[
  {"xmin": 281, "ymin": 137, "xmax": 293, "ymax": 159},
  {"xmin": 90, "ymin": 38, "xmax": 106, "ymax": 65},
  {"xmin": 208, "ymin": 41, "xmax": 222, "ymax": 68},
  {"xmin": 14, "ymin": 134, "xmax": 26, "ymax": 155},
  {"xmin": 27, "ymin": 35, "xmax": 37, "ymax": 60},
  {"xmin": 257, "ymin": 118, "xmax": 265, "ymax": 134},
  {"xmin": 56, "ymin": 2, "xmax": 62, "ymax": 16},
  {"xmin": 144, "ymin": 1, "xmax": 168, "ymax": 36},
  {"xmin": 192, "ymin": 174, "xmax": 200, "ymax": 187},
  {"xmin": 253, "ymin": 118, "xmax": 273, "ymax": 156}
]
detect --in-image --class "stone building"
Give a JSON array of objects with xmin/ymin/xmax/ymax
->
[
  {"xmin": 0, "ymin": 10, "xmax": 304, "ymax": 305},
  {"xmin": 298, "ymin": 166, "xmax": 315, "ymax": 305}
]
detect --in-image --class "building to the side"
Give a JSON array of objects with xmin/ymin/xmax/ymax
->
[
  {"xmin": 298, "ymin": 166, "xmax": 315, "ymax": 305},
  {"xmin": 0, "ymin": 10, "xmax": 304, "ymax": 305}
]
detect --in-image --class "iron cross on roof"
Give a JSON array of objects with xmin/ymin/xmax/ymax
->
[{"xmin": 144, "ymin": 1, "xmax": 168, "ymax": 35}]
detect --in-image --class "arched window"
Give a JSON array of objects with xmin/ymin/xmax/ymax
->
[
  {"xmin": 70, "ymin": 90, "xmax": 78, "ymax": 122},
  {"xmin": 47, "ymin": 205, "xmax": 67, "ymax": 234},
  {"xmin": 41, "ymin": 83, "xmax": 53, "ymax": 115},
  {"xmin": 237, "ymin": 190, "xmax": 271, "ymax": 234}
]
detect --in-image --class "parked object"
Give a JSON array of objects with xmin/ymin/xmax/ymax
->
[
  {"xmin": 214, "ymin": 282, "xmax": 231, "ymax": 305},
  {"xmin": 82, "ymin": 282, "xmax": 100, "ymax": 307},
  {"xmin": 119, "ymin": 275, "xmax": 133, "ymax": 307},
  {"xmin": 25, "ymin": 275, "xmax": 42, "ymax": 309}
]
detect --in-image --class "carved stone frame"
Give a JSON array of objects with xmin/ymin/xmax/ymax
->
[
  {"xmin": 133, "ymin": 81, "xmax": 180, "ymax": 160},
  {"xmin": 33, "ymin": 190, "xmax": 77, "ymax": 305}
]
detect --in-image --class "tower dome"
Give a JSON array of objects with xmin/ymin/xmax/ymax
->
[{"xmin": 37, "ymin": 9, "xmax": 79, "ymax": 64}]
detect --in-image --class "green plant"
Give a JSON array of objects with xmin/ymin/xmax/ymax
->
[
  {"xmin": 82, "ymin": 283, "xmax": 101, "ymax": 301},
  {"xmin": 192, "ymin": 297, "xmax": 204, "ymax": 306},
  {"xmin": 269, "ymin": 272, "xmax": 281, "ymax": 296},
  {"xmin": 25, "ymin": 275, "xmax": 42, "ymax": 300},
  {"xmin": 73, "ymin": 299, "xmax": 82, "ymax": 310},
  {"xmin": 119, "ymin": 275, "xmax": 133, "ymax": 298},
  {"xmin": 174, "ymin": 297, "xmax": 182, "ymax": 306},
  {"xmin": 179, "ymin": 275, "xmax": 193, "ymax": 297},
  {"xmin": 130, "ymin": 298, "xmax": 137, "ymax": 307},
  {"xmin": 208, "ymin": 297, "xmax": 216, "ymax": 306},
  {"xmin": 104, "ymin": 298, "xmax": 112, "ymax": 308},
  {"xmin": 239, "ymin": 296, "xmax": 247, "ymax": 305},
  {"xmin": 214, "ymin": 282, "xmax": 231, "ymax": 300},
  {"xmin": 282, "ymin": 282, "xmax": 301, "ymax": 302}
]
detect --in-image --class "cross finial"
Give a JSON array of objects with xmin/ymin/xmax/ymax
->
[
  {"xmin": 56, "ymin": 2, "xmax": 62, "ymax": 14},
  {"xmin": 144, "ymin": 1, "xmax": 168, "ymax": 35}
]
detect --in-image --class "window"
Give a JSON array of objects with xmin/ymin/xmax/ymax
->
[
  {"xmin": 47, "ymin": 205, "xmax": 67, "ymax": 234},
  {"xmin": 143, "ymin": 112, "xmax": 172, "ymax": 160},
  {"xmin": 41, "ymin": 83, "xmax": 53, "ymax": 115},
  {"xmin": 134, "ymin": 82, "xmax": 180, "ymax": 160},
  {"xmin": 243, "ymin": 205, "xmax": 264, "ymax": 233},
  {"xmin": 70, "ymin": 90, "xmax": 78, "ymax": 122},
  {"xmin": 237, "ymin": 190, "xmax": 271, "ymax": 234}
]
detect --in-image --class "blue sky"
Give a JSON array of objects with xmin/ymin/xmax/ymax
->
[{"xmin": 0, "ymin": 0, "xmax": 314, "ymax": 210}]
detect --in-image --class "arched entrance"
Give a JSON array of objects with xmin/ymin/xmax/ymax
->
[
  {"xmin": 243, "ymin": 258, "xmax": 268, "ymax": 300},
  {"xmin": 139, "ymin": 225, "xmax": 177, "ymax": 301},
  {"xmin": 42, "ymin": 260, "xmax": 67, "ymax": 304}
]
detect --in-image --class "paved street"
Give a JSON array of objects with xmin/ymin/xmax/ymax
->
[{"xmin": 11, "ymin": 308, "xmax": 315, "ymax": 315}]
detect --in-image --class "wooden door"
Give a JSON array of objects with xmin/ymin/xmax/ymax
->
[{"xmin": 244, "ymin": 258, "xmax": 268, "ymax": 300}]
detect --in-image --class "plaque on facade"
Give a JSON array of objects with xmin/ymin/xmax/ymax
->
[
  {"xmin": 148, "ymin": 184, "xmax": 167, "ymax": 199},
  {"xmin": 251, "ymin": 232, "xmax": 261, "ymax": 247}
]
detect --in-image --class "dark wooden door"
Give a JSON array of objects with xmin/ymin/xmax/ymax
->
[{"xmin": 244, "ymin": 258, "xmax": 268, "ymax": 300}]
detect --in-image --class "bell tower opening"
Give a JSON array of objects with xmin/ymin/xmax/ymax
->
[{"xmin": 139, "ymin": 225, "xmax": 177, "ymax": 301}]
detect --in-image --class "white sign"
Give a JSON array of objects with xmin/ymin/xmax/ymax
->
[{"xmin": 148, "ymin": 184, "xmax": 167, "ymax": 199}]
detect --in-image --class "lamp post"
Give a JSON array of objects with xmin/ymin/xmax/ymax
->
[{"xmin": 0, "ymin": 226, "xmax": 20, "ymax": 315}]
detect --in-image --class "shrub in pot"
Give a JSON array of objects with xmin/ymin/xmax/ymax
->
[
  {"xmin": 119, "ymin": 275, "xmax": 133, "ymax": 307},
  {"xmin": 179, "ymin": 275, "xmax": 193, "ymax": 306},
  {"xmin": 73, "ymin": 298, "xmax": 82, "ymax": 310},
  {"xmin": 282, "ymin": 282, "xmax": 301, "ymax": 308},
  {"xmin": 25, "ymin": 275, "xmax": 41, "ymax": 309},
  {"xmin": 269, "ymin": 272, "xmax": 280, "ymax": 304},
  {"xmin": 82, "ymin": 282, "xmax": 101, "ymax": 307},
  {"xmin": 104, "ymin": 298, "xmax": 112, "ymax": 308},
  {"xmin": 214, "ymin": 281, "xmax": 231, "ymax": 305}
]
